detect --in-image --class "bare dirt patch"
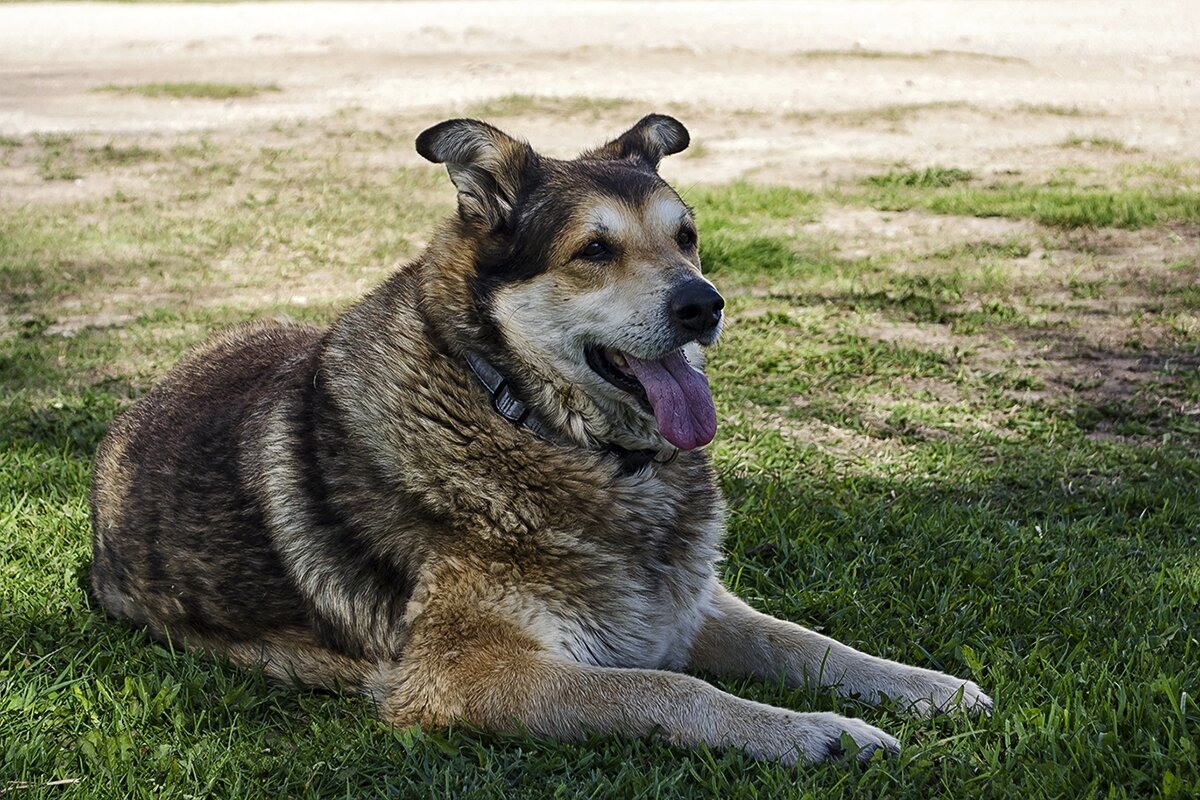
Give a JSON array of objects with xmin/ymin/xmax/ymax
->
[
  {"xmin": 2, "ymin": 2, "xmax": 1199, "ymax": 187},
  {"xmin": 807, "ymin": 207, "xmax": 1035, "ymax": 260}
]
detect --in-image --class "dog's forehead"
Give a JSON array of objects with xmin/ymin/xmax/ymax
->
[
  {"xmin": 583, "ymin": 192, "xmax": 688, "ymax": 237},
  {"xmin": 538, "ymin": 160, "xmax": 689, "ymax": 229}
]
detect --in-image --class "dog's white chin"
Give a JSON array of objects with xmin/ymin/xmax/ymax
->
[{"xmin": 541, "ymin": 355, "xmax": 666, "ymax": 453}]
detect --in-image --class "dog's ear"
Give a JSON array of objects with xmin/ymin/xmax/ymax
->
[
  {"xmin": 416, "ymin": 119, "xmax": 534, "ymax": 230},
  {"xmin": 583, "ymin": 114, "xmax": 689, "ymax": 169}
]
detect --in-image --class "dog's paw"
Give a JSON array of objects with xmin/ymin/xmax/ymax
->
[
  {"xmin": 895, "ymin": 671, "xmax": 993, "ymax": 717},
  {"xmin": 774, "ymin": 712, "xmax": 900, "ymax": 765}
]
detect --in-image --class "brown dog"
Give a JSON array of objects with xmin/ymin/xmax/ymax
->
[{"xmin": 90, "ymin": 115, "xmax": 990, "ymax": 765}]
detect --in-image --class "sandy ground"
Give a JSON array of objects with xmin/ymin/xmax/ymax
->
[
  {"xmin": 2, "ymin": 0, "xmax": 1199, "ymax": 186},
  {"xmin": 2, "ymin": 2, "xmax": 1196, "ymax": 447}
]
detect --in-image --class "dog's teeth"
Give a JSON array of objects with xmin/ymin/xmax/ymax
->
[{"xmin": 609, "ymin": 351, "xmax": 628, "ymax": 368}]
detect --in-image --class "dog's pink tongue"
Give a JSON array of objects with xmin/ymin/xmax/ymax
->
[{"xmin": 624, "ymin": 350, "xmax": 717, "ymax": 450}]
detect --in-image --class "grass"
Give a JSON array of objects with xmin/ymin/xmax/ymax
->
[
  {"xmin": 464, "ymin": 94, "xmax": 637, "ymax": 120},
  {"xmin": 3, "ymin": 121, "xmax": 1200, "ymax": 799},
  {"xmin": 1061, "ymin": 135, "xmax": 1140, "ymax": 154},
  {"xmin": 89, "ymin": 143, "xmax": 160, "ymax": 166},
  {"xmin": 33, "ymin": 133, "xmax": 82, "ymax": 181},
  {"xmin": 775, "ymin": 101, "xmax": 1109, "ymax": 131},
  {"xmin": 787, "ymin": 101, "xmax": 976, "ymax": 128},
  {"xmin": 1013, "ymin": 103, "xmax": 1094, "ymax": 118},
  {"xmin": 864, "ymin": 167, "xmax": 974, "ymax": 189},
  {"xmin": 853, "ymin": 166, "xmax": 1200, "ymax": 229},
  {"xmin": 96, "ymin": 82, "xmax": 281, "ymax": 100}
]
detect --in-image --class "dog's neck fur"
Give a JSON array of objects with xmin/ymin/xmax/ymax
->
[
  {"xmin": 462, "ymin": 348, "xmax": 663, "ymax": 475},
  {"xmin": 418, "ymin": 223, "xmax": 674, "ymax": 458}
]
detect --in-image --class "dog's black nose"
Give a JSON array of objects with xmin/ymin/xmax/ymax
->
[{"xmin": 670, "ymin": 281, "xmax": 724, "ymax": 336}]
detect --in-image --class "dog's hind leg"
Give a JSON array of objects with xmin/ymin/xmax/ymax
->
[
  {"xmin": 687, "ymin": 584, "xmax": 993, "ymax": 716},
  {"xmin": 365, "ymin": 613, "xmax": 898, "ymax": 765},
  {"xmin": 180, "ymin": 631, "xmax": 378, "ymax": 690}
]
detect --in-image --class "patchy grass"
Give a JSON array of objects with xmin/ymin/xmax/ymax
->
[
  {"xmin": 787, "ymin": 101, "xmax": 975, "ymax": 128},
  {"xmin": 464, "ymin": 94, "xmax": 637, "ymax": 119},
  {"xmin": 1, "ymin": 131, "xmax": 446, "ymax": 315},
  {"xmin": 3, "ymin": 119, "xmax": 1199, "ymax": 800},
  {"xmin": 864, "ymin": 167, "xmax": 974, "ymax": 189},
  {"xmin": 926, "ymin": 186, "xmax": 1200, "ymax": 229},
  {"xmin": 852, "ymin": 166, "xmax": 1200, "ymax": 229},
  {"xmin": 1117, "ymin": 160, "xmax": 1200, "ymax": 182},
  {"xmin": 89, "ymin": 142, "xmax": 160, "ymax": 165},
  {"xmin": 681, "ymin": 183, "xmax": 833, "ymax": 288},
  {"xmin": 97, "ymin": 82, "xmax": 282, "ymax": 100},
  {"xmin": 928, "ymin": 239, "xmax": 1033, "ymax": 261},
  {"xmin": 1013, "ymin": 103, "xmax": 1095, "ymax": 117},
  {"xmin": 1060, "ymin": 135, "xmax": 1139, "ymax": 154},
  {"xmin": 775, "ymin": 101, "xmax": 1112, "ymax": 132},
  {"xmin": 33, "ymin": 133, "xmax": 82, "ymax": 181}
]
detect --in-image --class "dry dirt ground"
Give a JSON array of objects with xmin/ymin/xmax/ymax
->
[
  {"xmin": 2, "ymin": 0, "xmax": 1199, "ymax": 182},
  {"xmin": 1, "ymin": 1, "xmax": 1198, "ymax": 446}
]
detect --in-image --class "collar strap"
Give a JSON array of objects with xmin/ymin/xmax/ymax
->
[
  {"xmin": 465, "ymin": 351, "xmax": 557, "ymax": 442},
  {"xmin": 464, "ymin": 350, "xmax": 664, "ymax": 474}
]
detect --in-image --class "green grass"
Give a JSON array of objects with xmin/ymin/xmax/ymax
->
[
  {"xmin": 3, "ymin": 123, "xmax": 1199, "ymax": 799},
  {"xmin": 853, "ymin": 166, "xmax": 1200, "ymax": 229},
  {"xmin": 97, "ymin": 82, "xmax": 281, "ymax": 100},
  {"xmin": 865, "ymin": 167, "xmax": 975, "ymax": 189},
  {"xmin": 33, "ymin": 133, "xmax": 82, "ymax": 181},
  {"xmin": 924, "ymin": 185, "xmax": 1200, "ymax": 229},
  {"xmin": 1060, "ymin": 135, "xmax": 1139, "ymax": 154},
  {"xmin": 89, "ymin": 142, "xmax": 160, "ymax": 165}
]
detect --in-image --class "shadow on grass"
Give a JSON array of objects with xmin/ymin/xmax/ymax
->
[
  {"xmin": 762, "ymin": 283, "xmax": 1200, "ymax": 444},
  {"xmin": 6, "ymin": 419, "xmax": 1196, "ymax": 796}
]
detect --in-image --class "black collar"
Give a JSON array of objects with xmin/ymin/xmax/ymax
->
[{"xmin": 464, "ymin": 351, "xmax": 667, "ymax": 475}]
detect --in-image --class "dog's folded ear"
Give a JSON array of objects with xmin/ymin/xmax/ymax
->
[
  {"xmin": 416, "ymin": 119, "xmax": 534, "ymax": 230},
  {"xmin": 583, "ymin": 114, "xmax": 689, "ymax": 169}
]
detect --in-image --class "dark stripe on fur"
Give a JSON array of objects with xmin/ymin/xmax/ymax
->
[{"xmin": 293, "ymin": 354, "xmax": 414, "ymax": 658}]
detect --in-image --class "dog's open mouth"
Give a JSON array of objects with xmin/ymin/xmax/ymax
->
[
  {"xmin": 586, "ymin": 347, "xmax": 649, "ymax": 403},
  {"xmin": 585, "ymin": 346, "xmax": 717, "ymax": 451}
]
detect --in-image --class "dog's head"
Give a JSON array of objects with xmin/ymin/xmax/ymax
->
[{"xmin": 418, "ymin": 115, "xmax": 722, "ymax": 453}]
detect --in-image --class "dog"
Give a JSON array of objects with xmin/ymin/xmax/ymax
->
[{"xmin": 90, "ymin": 114, "xmax": 991, "ymax": 765}]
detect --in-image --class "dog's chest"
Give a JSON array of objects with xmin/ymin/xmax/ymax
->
[
  {"xmin": 531, "ymin": 469, "xmax": 724, "ymax": 670},
  {"xmin": 561, "ymin": 558, "xmax": 717, "ymax": 671}
]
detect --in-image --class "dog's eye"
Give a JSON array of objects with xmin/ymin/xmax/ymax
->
[
  {"xmin": 578, "ymin": 240, "xmax": 611, "ymax": 261},
  {"xmin": 677, "ymin": 227, "xmax": 697, "ymax": 250}
]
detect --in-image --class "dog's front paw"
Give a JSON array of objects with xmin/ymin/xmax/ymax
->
[
  {"xmin": 895, "ymin": 670, "xmax": 993, "ymax": 717},
  {"xmin": 773, "ymin": 712, "xmax": 900, "ymax": 765}
]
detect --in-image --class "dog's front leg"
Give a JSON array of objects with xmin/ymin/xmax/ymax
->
[
  {"xmin": 371, "ymin": 616, "xmax": 899, "ymax": 765},
  {"xmin": 688, "ymin": 584, "xmax": 992, "ymax": 716}
]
